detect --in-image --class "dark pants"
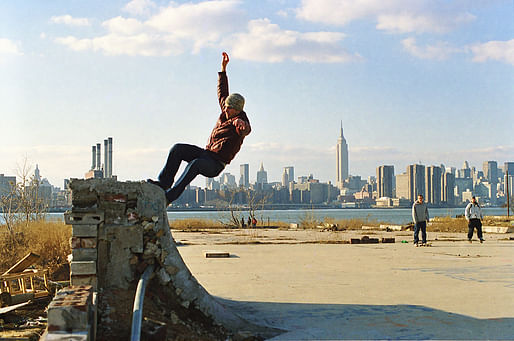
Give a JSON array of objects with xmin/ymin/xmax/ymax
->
[
  {"xmin": 467, "ymin": 218, "xmax": 483, "ymax": 240},
  {"xmin": 158, "ymin": 144, "xmax": 225, "ymax": 203},
  {"xmin": 414, "ymin": 221, "xmax": 427, "ymax": 244}
]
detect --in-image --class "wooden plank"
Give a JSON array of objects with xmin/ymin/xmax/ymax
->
[
  {"xmin": 2, "ymin": 253, "xmax": 40, "ymax": 276},
  {"xmin": 0, "ymin": 300, "xmax": 31, "ymax": 315}
]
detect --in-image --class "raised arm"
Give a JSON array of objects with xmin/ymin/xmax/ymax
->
[{"xmin": 218, "ymin": 52, "xmax": 230, "ymax": 109}]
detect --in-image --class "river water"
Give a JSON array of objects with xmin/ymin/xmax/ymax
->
[{"xmin": 47, "ymin": 207, "xmax": 509, "ymax": 225}]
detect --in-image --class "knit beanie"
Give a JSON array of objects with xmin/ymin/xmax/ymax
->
[{"xmin": 225, "ymin": 93, "xmax": 245, "ymax": 112}]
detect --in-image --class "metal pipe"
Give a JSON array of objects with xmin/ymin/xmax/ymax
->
[{"xmin": 130, "ymin": 264, "xmax": 155, "ymax": 341}]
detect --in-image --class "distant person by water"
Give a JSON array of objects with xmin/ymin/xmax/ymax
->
[
  {"xmin": 465, "ymin": 196, "xmax": 484, "ymax": 243},
  {"xmin": 412, "ymin": 194, "xmax": 429, "ymax": 246}
]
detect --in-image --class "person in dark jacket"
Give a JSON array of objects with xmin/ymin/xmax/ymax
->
[
  {"xmin": 412, "ymin": 194, "xmax": 429, "ymax": 246},
  {"xmin": 148, "ymin": 52, "xmax": 251, "ymax": 204}
]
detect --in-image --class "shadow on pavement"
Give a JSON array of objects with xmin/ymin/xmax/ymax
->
[{"xmin": 218, "ymin": 298, "xmax": 514, "ymax": 340}]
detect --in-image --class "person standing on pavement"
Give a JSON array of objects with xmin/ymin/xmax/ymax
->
[
  {"xmin": 148, "ymin": 52, "xmax": 251, "ymax": 205},
  {"xmin": 465, "ymin": 196, "xmax": 484, "ymax": 243},
  {"xmin": 412, "ymin": 194, "xmax": 429, "ymax": 246}
]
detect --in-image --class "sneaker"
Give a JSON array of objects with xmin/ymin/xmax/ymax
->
[
  {"xmin": 415, "ymin": 242, "xmax": 419, "ymax": 247},
  {"xmin": 468, "ymin": 239, "xmax": 472, "ymax": 243},
  {"xmin": 480, "ymin": 239, "xmax": 484, "ymax": 243}
]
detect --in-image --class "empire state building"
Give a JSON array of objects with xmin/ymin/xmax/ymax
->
[{"xmin": 336, "ymin": 122, "xmax": 349, "ymax": 189}]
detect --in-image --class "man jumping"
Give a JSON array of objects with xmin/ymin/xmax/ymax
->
[{"xmin": 148, "ymin": 52, "xmax": 251, "ymax": 205}]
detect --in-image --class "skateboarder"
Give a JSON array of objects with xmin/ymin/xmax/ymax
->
[
  {"xmin": 148, "ymin": 52, "xmax": 251, "ymax": 204},
  {"xmin": 465, "ymin": 196, "xmax": 484, "ymax": 243},
  {"xmin": 412, "ymin": 194, "xmax": 429, "ymax": 246}
]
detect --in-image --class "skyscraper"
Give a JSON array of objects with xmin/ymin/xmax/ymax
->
[
  {"xmin": 282, "ymin": 166, "xmax": 294, "ymax": 187},
  {"xmin": 377, "ymin": 165, "xmax": 394, "ymax": 198},
  {"xmin": 483, "ymin": 161, "xmax": 498, "ymax": 183},
  {"xmin": 239, "ymin": 163, "xmax": 249, "ymax": 188},
  {"xmin": 441, "ymin": 170, "xmax": 455, "ymax": 204},
  {"xmin": 407, "ymin": 164, "xmax": 425, "ymax": 202},
  {"xmin": 256, "ymin": 162, "xmax": 267, "ymax": 185},
  {"xmin": 336, "ymin": 121, "xmax": 349, "ymax": 189},
  {"xmin": 425, "ymin": 165, "xmax": 442, "ymax": 205}
]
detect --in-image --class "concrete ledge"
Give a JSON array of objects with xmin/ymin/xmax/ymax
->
[
  {"xmin": 483, "ymin": 226, "xmax": 514, "ymax": 233},
  {"xmin": 380, "ymin": 224, "xmax": 402, "ymax": 231}
]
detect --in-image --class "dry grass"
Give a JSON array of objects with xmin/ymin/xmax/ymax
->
[
  {"xmin": 168, "ymin": 218, "xmax": 224, "ymax": 230},
  {"xmin": 429, "ymin": 216, "xmax": 469, "ymax": 232},
  {"xmin": 0, "ymin": 221, "xmax": 71, "ymax": 274}
]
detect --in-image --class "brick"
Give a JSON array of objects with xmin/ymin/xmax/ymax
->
[
  {"xmin": 70, "ymin": 237, "xmax": 97, "ymax": 249},
  {"xmin": 72, "ymin": 248, "xmax": 98, "ymax": 261},
  {"xmin": 382, "ymin": 237, "xmax": 396, "ymax": 243},
  {"xmin": 72, "ymin": 224, "xmax": 98, "ymax": 237},
  {"xmin": 71, "ymin": 261, "xmax": 96, "ymax": 275}
]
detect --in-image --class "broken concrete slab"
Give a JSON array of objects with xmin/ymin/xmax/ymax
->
[{"xmin": 483, "ymin": 225, "xmax": 514, "ymax": 233}]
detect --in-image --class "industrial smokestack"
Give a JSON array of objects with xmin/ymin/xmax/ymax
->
[
  {"xmin": 96, "ymin": 143, "xmax": 101, "ymax": 171},
  {"xmin": 92, "ymin": 146, "xmax": 96, "ymax": 170},
  {"xmin": 108, "ymin": 137, "xmax": 113, "ymax": 178},
  {"xmin": 104, "ymin": 139, "xmax": 108, "ymax": 178}
]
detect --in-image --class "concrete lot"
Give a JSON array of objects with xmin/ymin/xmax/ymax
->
[{"xmin": 174, "ymin": 229, "xmax": 514, "ymax": 340}]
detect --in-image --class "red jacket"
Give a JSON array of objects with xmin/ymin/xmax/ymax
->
[{"xmin": 206, "ymin": 72, "xmax": 251, "ymax": 164}]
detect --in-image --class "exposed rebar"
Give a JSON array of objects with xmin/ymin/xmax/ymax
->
[{"xmin": 130, "ymin": 264, "xmax": 155, "ymax": 341}]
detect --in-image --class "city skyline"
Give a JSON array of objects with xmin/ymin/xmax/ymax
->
[{"xmin": 1, "ymin": 1, "xmax": 512, "ymax": 188}]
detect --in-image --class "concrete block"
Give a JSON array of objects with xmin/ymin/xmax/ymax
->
[
  {"xmin": 72, "ymin": 224, "xmax": 98, "ymax": 237},
  {"xmin": 380, "ymin": 224, "xmax": 402, "ymax": 231},
  {"xmin": 71, "ymin": 261, "xmax": 97, "ymax": 275},
  {"xmin": 350, "ymin": 238, "xmax": 361, "ymax": 244},
  {"xmin": 483, "ymin": 225, "xmax": 514, "ymax": 233},
  {"xmin": 48, "ymin": 286, "xmax": 92, "ymax": 333},
  {"xmin": 381, "ymin": 237, "xmax": 396, "ymax": 243},
  {"xmin": 204, "ymin": 251, "xmax": 230, "ymax": 258},
  {"xmin": 361, "ymin": 225, "xmax": 376, "ymax": 230},
  {"xmin": 65, "ymin": 211, "xmax": 104, "ymax": 225},
  {"xmin": 71, "ymin": 275, "xmax": 97, "ymax": 289},
  {"xmin": 72, "ymin": 248, "xmax": 98, "ymax": 261}
]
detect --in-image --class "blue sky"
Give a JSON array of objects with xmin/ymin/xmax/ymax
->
[{"xmin": 1, "ymin": 0, "xmax": 513, "ymax": 188}]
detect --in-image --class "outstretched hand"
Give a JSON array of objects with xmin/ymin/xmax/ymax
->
[{"xmin": 221, "ymin": 52, "xmax": 229, "ymax": 72}]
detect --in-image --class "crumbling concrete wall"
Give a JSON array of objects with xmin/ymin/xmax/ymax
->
[{"xmin": 64, "ymin": 178, "xmax": 277, "ymax": 340}]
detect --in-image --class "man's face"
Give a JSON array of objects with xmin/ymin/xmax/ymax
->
[
  {"xmin": 418, "ymin": 195, "xmax": 424, "ymax": 203},
  {"xmin": 224, "ymin": 105, "xmax": 239, "ymax": 119}
]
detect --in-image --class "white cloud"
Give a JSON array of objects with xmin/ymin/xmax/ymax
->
[
  {"xmin": 146, "ymin": 0, "xmax": 245, "ymax": 52},
  {"xmin": 296, "ymin": 0, "xmax": 475, "ymax": 34},
  {"xmin": 402, "ymin": 37, "xmax": 462, "ymax": 60},
  {"xmin": 51, "ymin": 14, "xmax": 90, "ymax": 26},
  {"xmin": 226, "ymin": 19, "xmax": 359, "ymax": 63},
  {"xmin": 0, "ymin": 38, "xmax": 23, "ymax": 57},
  {"xmin": 123, "ymin": 0, "xmax": 157, "ymax": 17},
  {"xmin": 470, "ymin": 39, "xmax": 514, "ymax": 65},
  {"xmin": 55, "ymin": 33, "xmax": 183, "ymax": 56},
  {"xmin": 102, "ymin": 16, "xmax": 145, "ymax": 35}
]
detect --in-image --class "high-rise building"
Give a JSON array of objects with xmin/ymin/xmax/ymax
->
[
  {"xmin": 239, "ymin": 164, "xmax": 249, "ymax": 188},
  {"xmin": 504, "ymin": 162, "xmax": 514, "ymax": 176},
  {"xmin": 336, "ymin": 121, "xmax": 349, "ymax": 189},
  {"xmin": 377, "ymin": 165, "xmax": 394, "ymax": 198},
  {"xmin": 425, "ymin": 165, "xmax": 442, "ymax": 205},
  {"xmin": 281, "ymin": 166, "xmax": 294, "ymax": 187},
  {"xmin": 483, "ymin": 161, "xmax": 498, "ymax": 184},
  {"xmin": 256, "ymin": 162, "xmax": 267, "ymax": 185},
  {"xmin": 441, "ymin": 170, "xmax": 455, "ymax": 204},
  {"xmin": 0, "ymin": 174, "xmax": 16, "ymax": 197},
  {"xmin": 406, "ymin": 164, "xmax": 425, "ymax": 202},
  {"xmin": 395, "ymin": 173, "xmax": 409, "ymax": 199}
]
